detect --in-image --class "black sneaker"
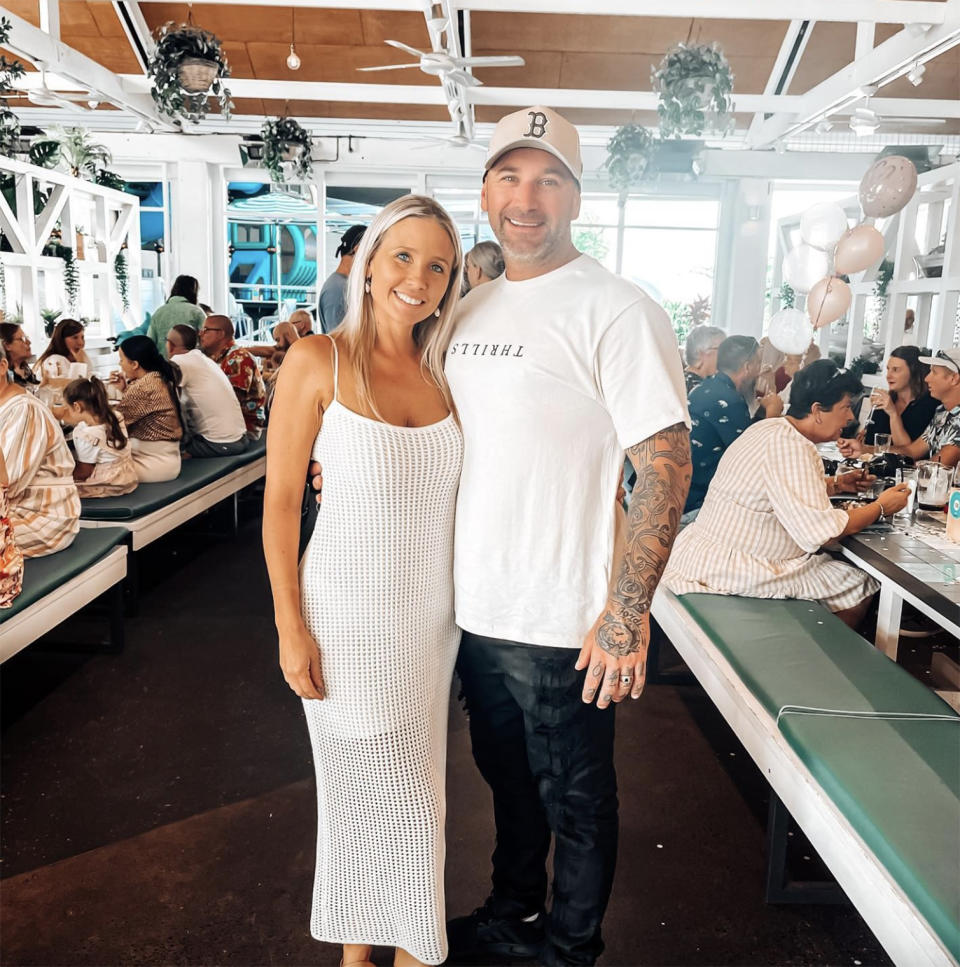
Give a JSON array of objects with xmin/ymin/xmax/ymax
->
[{"xmin": 447, "ymin": 900, "xmax": 545, "ymax": 960}]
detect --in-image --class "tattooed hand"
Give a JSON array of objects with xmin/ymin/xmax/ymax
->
[{"xmin": 575, "ymin": 422, "xmax": 690, "ymax": 709}]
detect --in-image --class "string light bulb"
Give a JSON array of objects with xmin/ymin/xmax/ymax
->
[{"xmin": 287, "ymin": 43, "xmax": 301, "ymax": 71}]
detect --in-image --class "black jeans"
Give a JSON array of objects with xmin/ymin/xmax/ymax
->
[{"xmin": 457, "ymin": 632, "xmax": 619, "ymax": 966}]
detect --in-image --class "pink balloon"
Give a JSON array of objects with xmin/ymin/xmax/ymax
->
[
  {"xmin": 859, "ymin": 156, "xmax": 917, "ymax": 218},
  {"xmin": 834, "ymin": 225, "xmax": 885, "ymax": 275},
  {"xmin": 807, "ymin": 276, "xmax": 851, "ymax": 328}
]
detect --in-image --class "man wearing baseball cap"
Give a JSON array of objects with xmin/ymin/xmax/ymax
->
[
  {"xmin": 316, "ymin": 224, "xmax": 366, "ymax": 333},
  {"xmin": 445, "ymin": 106, "xmax": 691, "ymax": 965},
  {"xmin": 839, "ymin": 347, "xmax": 960, "ymax": 468}
]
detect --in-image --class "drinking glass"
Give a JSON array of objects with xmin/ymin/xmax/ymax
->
[
  {"xmin": 916, "ymin": 460, "xmax": 951, "ymax": 509},
  {"xmin": 895, "ymin": 467, "xmax": 917, "ymax": 521},
  {"xmin": 874, "ymin": 433, "xmax": 892, "ymax": 456}
]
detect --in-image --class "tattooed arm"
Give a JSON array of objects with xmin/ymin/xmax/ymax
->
[{"xmin": 575, "ymin": 422, "xmax": 692, "ymax": 709}]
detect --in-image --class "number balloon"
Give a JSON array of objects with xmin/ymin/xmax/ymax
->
[{"xmin": 859, "ymin": 156, "xmax": 917, "ymax": 218}]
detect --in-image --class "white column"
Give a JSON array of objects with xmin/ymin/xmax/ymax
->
[
  {"xmin": 718, "ymin": 178, "xmax": 771, "ymax": 338},
  {"xmin": 170, "ymin": 160, "xmax": 215, "ymax": 305}
]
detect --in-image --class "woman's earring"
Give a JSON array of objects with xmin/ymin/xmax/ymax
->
[
  {"xmin": 364, "ymin": 279, "xmax": 371, "ymax": 294},
  {"xmin": 434, "ymin": 306, "xmax": 441, "ymax": 318}
]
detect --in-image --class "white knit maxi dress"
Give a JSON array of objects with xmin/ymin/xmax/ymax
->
[{"xmin": 299, "ymin": 343, "xmax": 462, "ymax": 965}]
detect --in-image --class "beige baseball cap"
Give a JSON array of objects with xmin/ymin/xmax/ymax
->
[
  {"xmin": 484, "ymin": 105, "xmax": 583, "ymax": 183},
  {"xmin": 918, "ymin": 348, "xmax": 960, "ymax": 374}
]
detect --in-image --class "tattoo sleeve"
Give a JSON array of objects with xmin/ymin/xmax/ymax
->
[{"xmin": 596, "ymin": 422, "xmax": 692, "ymax": 658}]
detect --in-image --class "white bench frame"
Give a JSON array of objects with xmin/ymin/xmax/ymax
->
[
  {"xmin": 78, "ymin": 456, "xmax": 265, "ymax": 550},
  {"xmin": 0, "ymin": 545, "xmax": 127, "ymax": 663},
  {"xmin": 652, "ymin": 586, "xmax": 957, "ymax": 967}
]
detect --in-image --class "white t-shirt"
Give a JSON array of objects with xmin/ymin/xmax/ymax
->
[
  {"xmin": 173, "ymin": 349, "xmax": 246, "ymax": 444},
  {"xmin": 445, "ymin": 254, "xmax": 689, "ymax": 649},
  {"xmin": 73, "ymin": 420, "xmax": 128, "ymax": 464}
]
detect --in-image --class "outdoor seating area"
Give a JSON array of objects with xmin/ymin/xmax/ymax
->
[{"xmin": 2, "ymin": 3, "xmax": 959, "ymax": 966}]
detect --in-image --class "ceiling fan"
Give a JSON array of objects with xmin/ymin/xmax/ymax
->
[
  {"xmin": 358, "ymin": 39, "xmax": 524, "ymax": 88},
  {"xmin": 411, "ymin": 121, "xmax": 486, "ymax": 152},
  {"xmin": 7, "ymin": 67, "xmax": 97, "ymax": 110}
]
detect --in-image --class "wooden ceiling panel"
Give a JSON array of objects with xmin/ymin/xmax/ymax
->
[
  {"xmin": 723, "ymin": 56, "xmax": 781, "ymax": 94},
  {"xmin": 221, "ymin": 41, "xmax": 255, "ymax": 77},
  {"xmin": 69, "ymin": 36, "xmax": 142, "ymax": 73},
  {"xmin": 881, "ymin": 54, "xmax": 960, "ymax": 99},
  {"xmin": 4, "ymin": 1, "xmax": 39, "ymax": 25},
  {"xmin": 790, "ymin": 22, "xmax": 854, "ymax": 94},
  {"xmin": 688, "ymin": 19, "xmax": 787, "ymax": 57},
  {"xmin": 472, "ymin": 13, "xmax": 693, "ymax": 55},
  {"xmin": 263, "ymin": 98, "xmax": 447, "ymax": 122},
  {"xmin": 557, "ymin": 52, "xmax": 657, "ymax": 92},
  {"xmin": 244, "ymin": 42, "xmax": 436, "ymax": 83},
  {"xmin": 472, "ymin": 51, "xmax": 562, "ymax": 89},
  {"xmin": 358, "ymin": 11, "xmax": 432, "ymax": 48},
  {"xmin": 87, "ymin": 1, "xmax": 128, "ymax": 39},
  {"xmin": 230, "ymin": 96, "xmax": 266, "ymax": 116},
  {"xmin": 59, "ymin": 2, "xmax": 107, "ymax": 38},
  {"xmin": 291, "ymin": 9, "xmax": 365, "ymax": 47}
]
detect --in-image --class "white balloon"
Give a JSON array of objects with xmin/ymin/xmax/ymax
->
[
  {"xmin": 768, "ymin": 307, "xmax": 813, "ymax": 356},
  {"xmin": 782, "ymin": 244, "xmax": 830, "ymax": 293},
  {"xmin": 800, "ymin": 202, "xmax": 849, "ymax": 250}
]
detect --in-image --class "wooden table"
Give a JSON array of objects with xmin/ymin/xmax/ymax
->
[{"xmin": 840, "ymin": 514, "xmax": 960, "ymax": 660}]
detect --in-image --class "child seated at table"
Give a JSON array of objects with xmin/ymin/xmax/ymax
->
[{"xmin": 62, "ymin": 377, "xmax": 138, "ymax": 498}]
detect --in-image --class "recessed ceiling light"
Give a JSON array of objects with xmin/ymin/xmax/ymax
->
[{"xmin": 907, "ymin": 62, "xmax": 926, "ymax": 86}]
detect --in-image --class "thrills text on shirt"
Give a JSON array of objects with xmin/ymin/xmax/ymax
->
[{"xmin": 448, "ymin": 343, "xmax": 525, "ymax": 358}]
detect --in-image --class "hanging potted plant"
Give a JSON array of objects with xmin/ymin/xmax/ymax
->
[
  {"xmin": 261, "ymin": 116, "xmax": 313, "ymax": 183},
  {"xmin": 652, "ymin": 43, "xmax": 734, "ymax": 139},
  {"xmin": 148, "ymin": 21, "xmax": 232, "ymax": 124},
  {"xmin": 604, "ymin": 124, "xmax": 657, "ymax": 198}
]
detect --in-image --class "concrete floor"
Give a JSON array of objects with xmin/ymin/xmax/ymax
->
[{"xmin": 1, "ymin": 507, "xmax": 890, "ymax": 966}]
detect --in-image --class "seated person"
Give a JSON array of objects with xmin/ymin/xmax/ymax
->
[
  {"xmin": 199, "ymin": 315, "xmax": 266, "ymax": 440},
  {"xmin": 862, "ymin": 346, "xmax": 938, "ymax": 446},
  {"xmin": 0, "ymin": 323, "xmax": 39, "ymax": 391},
  {"xmin": 0, "ymin": 450, "xmax": 24, "ymax": 608},
  {"xmin": 262, "ymin": 322, "xmax": 299, "ymax": 414},
  {"xmin": 289, "ymin": 308, "xmax": 314, "ymax": 339},
  {"xmin": 165, "ymin": 324, "xmax": 248, "ymax": 458},
  {"xmin": 685, "ymin": 335, "xmax": 783, "ymax": 517},
  {"xmin": 111, "ymin": 336, "xmax": 184, "ymax": 483},
  {"xmin": 35, "ymin": 319, "xmax": 92, "ymax": 385},
  {"xmin": 683, "ymin": 325, "xmax": 725, "ymax": 394},
  {"xmin": 61, "ymin": 377, "xmax": 138, "ymax": 498},
  {"xmin": 839, "ymin": 347, "xmax": 960, "ymax": 470},
  {"xmin": 0, "ymin": 350, "xmax": 80, "ymax": 557},
  {"xmin": 664, "ymin": 360, "xmax": 910, "ymax": 629},
  {"xmin": 775, "ymin": 342, "xmax": 821, "ymax": 394}
]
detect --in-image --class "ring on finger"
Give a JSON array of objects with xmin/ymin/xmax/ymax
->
[{"xmin": 621, "ymin": 674, "xmax": 632, "ymax": 685}]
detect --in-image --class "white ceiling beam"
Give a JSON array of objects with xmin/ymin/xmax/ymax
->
[
  {"xmin": 112, "ymin": 1, "xmax": 156, "ymax": 73},
  {"xmin": 855, "ymin": 21, "xmax": 876, "ymax": 59},
  {"xmin": 38, "ymin": 0, "xmax": 60, "ymax": 44},
  {"xmin": 113, "ymin": 73, "xmax": 960, "ymax": 118},
  {"xmin": 2, "ymin": 9, "xmax": 170, "ymax": 129},
  {"xmin": 747, "ymin": 0, "xmax": 960, "ymax": 148},
  {"xmin": 131, "ymin": 0, "xmax": 947, "ymax": 23},
  {"xmin": 746, "ymin": 20, "xmax": 813, "ymax": 141}
]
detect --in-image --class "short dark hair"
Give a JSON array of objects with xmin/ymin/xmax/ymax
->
[
  {"xmin": 787, "ymin": 359, "xmax": 863, "ymax": 419},
  {"xmin": 717, "ymin": 335, "xmax": 759, "ymax": 376},
  {"xmin": 171, "ymin": 324, "xmax": 198, "ymax": 351}
]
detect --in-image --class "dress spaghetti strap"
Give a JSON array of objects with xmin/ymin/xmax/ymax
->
[{"xmin": 325, "ymin": 334, "xmax": 340, "ymax": 402}]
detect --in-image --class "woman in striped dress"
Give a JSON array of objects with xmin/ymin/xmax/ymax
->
[
  {"xmin": 0, "ymin": 351, "xmax": 80, "ymax": 557},
  {"xmin": 664, "ymin": 360, "xmax": 911, "ymax": 628}
]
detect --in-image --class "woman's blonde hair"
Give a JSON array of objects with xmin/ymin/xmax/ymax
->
[{"xmin": 338, "ymin": 194, "xmax": 463, "ymax": 421}]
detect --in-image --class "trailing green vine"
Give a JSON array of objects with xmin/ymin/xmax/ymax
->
[
  {"xmin": 262, "ymin": 116, "xmax": 313, "ymax": 183},
  {"xmin": 148, "ymin": 21, "xmax": 232, "ymax": 124},
  {"xmin": 114, "ymin": 250, "xmax": 130, "ymax": 311},
  {"xmin": 604, "ymin": 124, "xmax": 656, "ymax": 198},
  {"xmin": 652, "ymin": 43, "xmax": 734, "ymax": 139},
  {"xmin": 0, "ymin": 17, "xmax": 26, "ymax": 157},
  {"xmin": 62, "ymin": 247, "xmax": 79, "ymax": 312}
]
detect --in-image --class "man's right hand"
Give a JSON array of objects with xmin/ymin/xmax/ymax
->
[
  {"xmin": 837, "ymin": 437, "xmax": 865, "ymax": 458},
  {"xmin": 309, "ymin": 461, "xmax": 323, "ymax": 504}
]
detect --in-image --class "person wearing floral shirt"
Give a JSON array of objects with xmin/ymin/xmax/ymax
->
[
  {"xmin": 839, "ymin": 347, "xmax": 960, "ymax": 471},
  {"xmin": 198, "ymin": 315, "xmax": 266, "ymax": 439}
]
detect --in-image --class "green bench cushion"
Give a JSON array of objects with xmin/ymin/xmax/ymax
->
[
  {"xmin": 676, "ymin": 594, "xmax": 952, "ymax": 718},
  {"xmin": 780, "ymin": 714, "xmax": 960, "ymax": 961},
  {"xmin": 80, "ymin": 437, "xmax": 266, "ymax": 521},
  {"xmin": 1, "ymin": 526, "xmax": 128, "ymax": 623},
  {"xmin": 675, "ymin": 593, "xmax": 960, "ymax": 960}
]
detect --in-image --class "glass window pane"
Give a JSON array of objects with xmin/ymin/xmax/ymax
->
[
  {"xmin": 578, "ymin": 194, "xmax": 621, "ymax": 226},
  {"xmin": 624, "ymin": 198, "xmax": 719, "ymax": 229},
  {"xmin": 572, "ymin": 222, "xmax": 616, "ymax": 273}
]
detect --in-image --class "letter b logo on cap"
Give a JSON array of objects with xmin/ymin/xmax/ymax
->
[{"xmin": 524, "ymin": 111, "xmax": 548, "ymax": 139}]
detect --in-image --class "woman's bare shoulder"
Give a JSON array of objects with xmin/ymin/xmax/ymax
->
[{"xmin": 274, "ymin": 332, "xmax": 339, "ymax": 402}]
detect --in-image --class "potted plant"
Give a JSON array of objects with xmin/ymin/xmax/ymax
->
[
  {"xmin": 114, "ymin": 250, "xmax": 130, "ymax": 312},
  {"xmin": 148, "ymin": 21, "xmax": 232, "ymax": 124},
  {"xmin": 652, "ymin": 43, "xmax": 734, "ymax": 139},
  {"xmin": 604, "ymin": 124, "xmax": 656, "ymax": 198},
  {"xmin": 0, "ymin": 17, "xmax": 25, "ymax": 158},
  {"xmin": 261, "ymin": 116, "xmax": 313, "ymax": 183},
  {"xmin": 28, "ymin": 126, "xmax": 112, "ymax": 180},
  {"xmin": 40, "ymin": 307, "xmax": 61, "ymax": 338}
]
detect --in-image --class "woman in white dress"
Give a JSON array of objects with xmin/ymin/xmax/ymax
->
[
  {"xmin": 263, "ymin": 195, "xmax": 463, "ymax": 967},
  {"xmin": 664, "ymin": 360, "xmax": 911, "ymax": 629}
]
